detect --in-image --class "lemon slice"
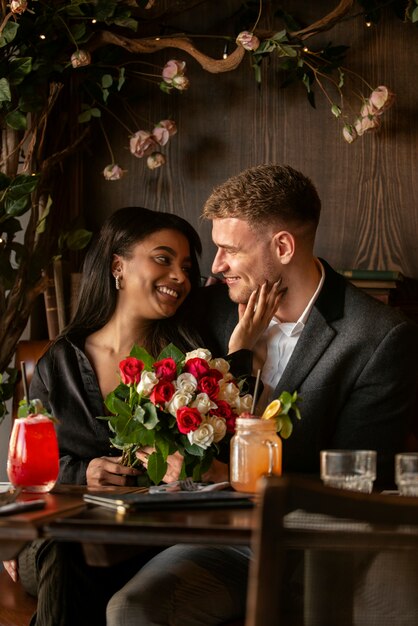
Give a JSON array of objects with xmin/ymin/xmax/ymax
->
[{"xmin": 261, "ymin": 399, "xmax": 282, "ymax": 420}]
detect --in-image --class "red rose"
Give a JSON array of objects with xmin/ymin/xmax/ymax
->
[
  {"xmin": 197, "ymin": 375, "xmax": 220, "ymax": 400},
  {"xmin": 210, "ymin": 400, "xmax": 237, "ymax": 433},
  {"xmin": 210, "ymin": 400, "xmax": 234, "ymax": 420},
  {"xmin": 153, "ymin": 357, "xmax": 177, "ymax": 382},
  {"xmin": 225, "ymin": 414, "xmax": 237, "ymax": 433},
  {"xmin": 208, "ymin": 368, "xmax": 223, "ymax": 381},
  {"xmin": 119, "ymin": 357, "xmax": 144, "ymax": 384},
  {"xmin": 176, "ymin": 406, "xmax": 202, "ymax": 434},
  {"xmin": 150, "ymin": 381, "xmax": 175, "ymax": 406},
  {"xmin": 183, "ymin": 357, "xmax": 210, "ymax": 379}
]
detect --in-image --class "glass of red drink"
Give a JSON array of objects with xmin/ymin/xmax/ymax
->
[{"xmin": 7, "ymin": 415, "xmax": 59, "ymax": 492}]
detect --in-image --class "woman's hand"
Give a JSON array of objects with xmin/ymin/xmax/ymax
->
[
  {"xmin": 136, "ymin": 447, "xmax": 184, "ymax": 483},
  {"xmin": 202, "ymin": 459, "xmax": 229, "ymax": 483},
  {"xmin": 228, "ymin": 279, "xmax": 286, "ymax": 354},
  {"xmin": 3, "ymin": 559, "xmax": 18, "ymax": 582},
  {"xmin": 86, "ymin": 456, "xmax": 142, "ymax": 487}
]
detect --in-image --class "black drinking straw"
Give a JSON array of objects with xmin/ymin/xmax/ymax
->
[
  {"xmin": 251, "ymin": 369, "xmax": 261, "ymax": 414},
  {"xmin": 20, "ymin": 361, "xmax": 29, "ymax": 402}
]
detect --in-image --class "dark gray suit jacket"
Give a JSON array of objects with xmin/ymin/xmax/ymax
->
[{"xmin": 194, "ymin": 261, "xmax": 418, "ymax": 486}]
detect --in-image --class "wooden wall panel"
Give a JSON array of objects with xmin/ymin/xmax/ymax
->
[{"xmin": 83, "ymin": 1, "xmax": 418, "ymax": 279}]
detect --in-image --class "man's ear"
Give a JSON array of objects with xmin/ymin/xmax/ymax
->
[{"xmin": 272, "ymin": 231, "xmax": 295, "ymax": 265}]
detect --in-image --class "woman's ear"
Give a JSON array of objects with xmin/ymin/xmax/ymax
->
[
  {"xmin": 272, "ymin": 231, "xmax": 295, "ymax": 265},
  {"xmin": 111, "ymin": 254, "xmax": 122, "ymax": 275}
]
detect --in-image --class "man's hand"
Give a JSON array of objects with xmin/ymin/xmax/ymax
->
[
  {"xmin": 228, "ymin": 279, "xmax": 286, "ymax": 353},
  {"xmin": 86, "ymin": 456, "xmax": 142, "ymax": 487}
]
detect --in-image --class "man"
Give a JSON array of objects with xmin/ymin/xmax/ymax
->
[
  {"xmin": 107, "ymin": 164, "xmax": 418, "ymax": 625},
  {"xmin": 199, "ymin": 163, "xmax": 418, "ymax": 487}
]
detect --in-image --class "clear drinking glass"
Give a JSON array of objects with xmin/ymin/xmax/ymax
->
[
  {"xmin": 395, "ymin": 453, "xmax": 418, "ymax": 496},
  {"xmin": 7, "ymin": 416, "xmax": 59, "ymax": 493},
  {"xmin": 320, "ymin": 449, "xmax": 377, "ymax": 493}
]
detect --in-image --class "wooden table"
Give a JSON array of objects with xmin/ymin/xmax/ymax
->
[
  {"xmin": 0, "ymin": 489, "xmax": 85, "ymax": 560},
  {"xmin": 0, "ymin": 485, "xmax": 257, "ymax": 564}
]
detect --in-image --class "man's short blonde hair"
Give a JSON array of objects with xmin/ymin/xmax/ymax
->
[{"xmin": 202, "ymin": 164, "xmax": 321, "ymax": 237}]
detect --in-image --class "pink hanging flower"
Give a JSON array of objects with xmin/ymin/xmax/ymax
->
[
  {"xmin": 71, "ymin": 50, "xmax": 91, "ymax": 68},
  {"xmin": 161, "ymin": 60, "xmax": 189, "ymax": 91},
  {"xmin": 162, "ymin": 60, "xmax": 186, "ymax": 84},
  {"xmin": 129, "ymin": 130, "xmax": 157, "ymax": 158},
  {"xmin": 147, "ymin": 152, "xmax": 166, "ymax": 170},
  {"xmin": 236, "ymin": 31, "xmax": 260, "ymax": 51},
  {"xmin": 172, "ymin": 74, "xmax": 190, "ymax": 91},
  {"xmin": 369, "ymin": 86, "xmax": 395, "ymax": 114},
  {"xmin": 342, "ymin": 124, "xmax": 357, "ymax": 144},
  {"xmin": 152, "ymin": 120, "xmax": 177, "ymax": 146},
  {"xmin": 354, "ymin": 114, "xmax": 381, "ymax": 136},
  {"xmin": 10, "ymin": 0, "xmax": 27, "ymax": 14},
  {"xmin": 103, "ymin": 164, "xmax": 126, "ymax": 181}
]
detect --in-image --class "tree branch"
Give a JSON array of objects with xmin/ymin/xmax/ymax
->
[
  {"xmin": 88, "ymin": 31, "xmax": 246, "ymax": 73},
  {"xmin": 289, "ymin": 0, "xmax": 355, "ymax": 40}
]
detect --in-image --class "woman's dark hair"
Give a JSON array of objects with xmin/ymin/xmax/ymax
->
[{"xmin": 64, "ymin": 206, "xmax": 203, "ymax": 355}]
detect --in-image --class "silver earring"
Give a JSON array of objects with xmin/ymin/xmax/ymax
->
[{"xmin": 115, "ymin": 275, "xmax": 120, "ymax": 290}]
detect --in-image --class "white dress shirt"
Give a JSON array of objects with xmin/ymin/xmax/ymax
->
[{"xmin": 255, "ymin": 260, "xmax": 325, "ymax": 413}]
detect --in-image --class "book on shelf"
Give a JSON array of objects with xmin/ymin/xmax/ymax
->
[
  {"xmin": 350, "ymin": 279, "xmax": 398, "ymax": 290},
  {"xmin": 337, "ymin": 269, "xmax": 403, "ymax": 281}
]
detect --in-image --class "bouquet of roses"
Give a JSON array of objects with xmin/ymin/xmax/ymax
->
[{"xmin": 98, "ymin": 343, "xmax": 255, "ymax": 485}]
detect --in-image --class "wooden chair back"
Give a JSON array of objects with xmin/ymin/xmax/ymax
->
[
  {"xmin": 12, "ymin": 339, "xmax": 51, "ymax": 419},
  {"xmin": 245, "ymin": 475, "xmax": 418, "ymax": 626}
]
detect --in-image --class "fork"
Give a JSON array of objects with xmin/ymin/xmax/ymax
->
[
  {"xmin": 0, "ymin": 486, "xmax": 21, "ymax": 506},
  {"xmin": 178, "ymin": 478, "xmax": 199, "ymax": 491}
]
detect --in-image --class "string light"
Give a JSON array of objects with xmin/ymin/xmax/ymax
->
[
  {"xmin": 39, "ymin": 34, "xmax": 46, "ymax": 39},
  {"xmin": 303, "ymin": 46, "xmax": 309, "ymax": 53},
  {"xmin": 222, "ymin": 43, "xmax": 228, "ymax": 59},
  {"xmin": 91, "ymin": 19, "xmax": 97, "ymax": 24},
  {"xmin": 365, "ymin": 14, "xmax": 372, "ymax": 27}
]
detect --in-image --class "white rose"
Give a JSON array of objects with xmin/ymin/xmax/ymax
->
[
  {"xmin": 205, "ymin": 415, "xmax": 227, "ymax": 443},
  {"xmin": 175, "ymin": 372, "xmax": 197, "ymax": 394},
  {"xmin": 187, "ymin": 423, "xmax": 214, "ymax": 449},
  {"xmin": 185, "ymin": 348, "xmax": 212, "ymax": 362},
  {"xmin": 235, "ymin": 394, "xmax": 253, "ymax": 414},
  {"xmin": 191, "ymin": 393, "xmax": 216, "ymax": 415},
  {"xmin": 218, "ymin": 380, "xmax": 240, "ymax": 406},
  {"xmin": 209, "ymin": 358, "xmax": 230, "ymax": 375},
  {"xmin": 137, "ymin": 371, "xmax": 159, "ymax": 396},
  {"xmin": 167, "ymin": 390, "xmax": 193, "ymax": 416}
]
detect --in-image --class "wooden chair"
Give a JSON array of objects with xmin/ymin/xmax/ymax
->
[
  {"xmin": 12, "ymin": 339, "xmax": 51, "ymax": 419},
  {"xmin": 245, "ymin": 475, "xmax": 418, "ymax": 626}
]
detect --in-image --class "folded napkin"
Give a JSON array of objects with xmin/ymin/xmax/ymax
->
[{"xmin": 149, "ymin": 481, "xmax": 231, "ymax": 494}]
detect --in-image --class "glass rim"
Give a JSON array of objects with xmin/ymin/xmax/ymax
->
[{"xmin": 320, "ymin": 449, "xmax": 377, "ymax": 456}]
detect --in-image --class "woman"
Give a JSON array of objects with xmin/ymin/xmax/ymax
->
[
  {"xmin": 5, "ymin": 206, "xmax": 281, "ymax": 626},
  {"xmin": 30, "ymin": 206, "xmax": 204, "ymax": 487}
]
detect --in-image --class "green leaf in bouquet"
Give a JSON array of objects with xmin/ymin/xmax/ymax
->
[
  {"xmin": 129, "ymin": 345, "xmax": 154, "ymax": 370},
  {"xmin": 106, "ymin": 395, "xmax": 132, "ymax": 419},
  {"xmin": 154, "ymin": 431, "xmax": 170, "ymax": 460},
  {"xmin": 148, "ymin": 450, "xmax": 167, "ymax": 485},
  {"xmin": 139, "ymin": 402, "xmax": 159, "ymax": 429},
  {"xmin": 184, "ymin": 441, "xmax": 206, "ymax": 458},
  {"xmin": 156, "ymin": 343, "xmax": 185, "ymax": 365}
]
